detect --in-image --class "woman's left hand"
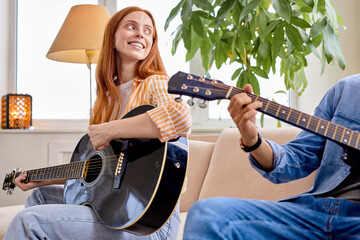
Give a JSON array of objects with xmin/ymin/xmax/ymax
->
[{"xmin": 88, "ymin": 122, "xmax": 112, "ymax": 150}]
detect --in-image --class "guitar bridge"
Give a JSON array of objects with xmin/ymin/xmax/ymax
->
[
  {"xmin": 115, "ymin": 153, "xmax": 125, "ymax": 176},
  {"xmin": 113, "ymin": 140, "xmax": 128, "ymax": 189}
]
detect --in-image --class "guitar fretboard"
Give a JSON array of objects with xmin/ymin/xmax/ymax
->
[
  {"xmin": 19, "ymin": 161, "xmax": 85, "ymax": 182},
  {"xmin": 168, "ymin": 71, "xmax": 360, "ymax": 151},
  {"xmin": 230, "ymin": 91, "xmax": 360, "ymax": 151}
]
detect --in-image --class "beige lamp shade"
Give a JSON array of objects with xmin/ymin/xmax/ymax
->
[{"xmin": 46, "ymin": 5, "xmax": 111, "ymax": 64}]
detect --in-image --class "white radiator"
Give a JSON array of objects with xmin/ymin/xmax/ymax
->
[{"xmin": 48, "ymin": 142, "xmax": 78, "ymax": 166}]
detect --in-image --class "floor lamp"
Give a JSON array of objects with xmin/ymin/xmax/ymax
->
[{"xmin": 46, "ymin": 4, "xmax": 111, "ymax": 119}]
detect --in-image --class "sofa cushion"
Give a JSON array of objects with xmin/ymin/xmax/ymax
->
[
  {"xmin": 180, "ymin": 140, "xmax": 215, "ymax": 212},
  {"xmin": 0, "ymin": 204, "xmax": 24, "ymax": 239},
  {"xmin": 199, "ymin": 127, "xmax": 316, "ymax": 201}
]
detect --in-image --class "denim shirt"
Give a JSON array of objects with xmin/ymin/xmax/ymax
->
[{"xmin": 249, "ymin": 74, "xmax": 360, "ymax": 199}]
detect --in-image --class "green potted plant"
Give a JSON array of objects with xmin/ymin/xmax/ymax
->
[{"xmin": 165, "ymin": 0, "xmax": 345, "ymax": 97}]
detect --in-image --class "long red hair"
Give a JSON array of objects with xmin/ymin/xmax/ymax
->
[{"xmin": 91, "ymin": 6, "xmax": 166, "ymax": 124}]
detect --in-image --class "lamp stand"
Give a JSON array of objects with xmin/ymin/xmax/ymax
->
[{"xmin": 86, "ymin": 49, "xmax": 96, "ymax": 121}]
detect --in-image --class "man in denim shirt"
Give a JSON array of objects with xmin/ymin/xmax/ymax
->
[{"xmin": 183, "ymin": 74, "xmax": 360, "ymax": 239}]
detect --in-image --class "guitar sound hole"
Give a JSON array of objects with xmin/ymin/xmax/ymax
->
[{"xmin": 84, "ymin": 154, "xmax": 102, "ymax": 183}]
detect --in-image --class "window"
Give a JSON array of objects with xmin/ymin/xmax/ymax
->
[
  {"xmin": 17, "ymin": 0, "xmax": 98, "ymax": 120},
  {"xmin": 209, "ymin": 62, "xmax": 288, "ymax": 120},
  {"xmin": 14, "ymin": 0, "xmax": 289, "ymax": 130}
]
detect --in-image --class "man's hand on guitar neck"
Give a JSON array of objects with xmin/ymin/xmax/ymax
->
[
  {"xmin": 14, "ymin": 172, "xmax": 65, "ymax": 191},
  {"xmin": 228, "ymin": 84, "xmax": 274, "ymax": 172}
]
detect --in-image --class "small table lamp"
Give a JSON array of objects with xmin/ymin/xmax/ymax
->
[
  {"xmin": 46, "ymin": 5, "xmax": 111, "ymax": 117},
  {"xmin": 1, "ymin": 94, "xmax": 32, "ymax": 129}
]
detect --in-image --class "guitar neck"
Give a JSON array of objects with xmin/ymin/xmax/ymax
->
[
  {"xmin": 20, "ymin": 161, "xmax": 86, "ymax": 182},
  {"xmin": 229, "ymin": 90, "xmax": 360, "ymax": 151},
  {"xmin": 168, "ymin": 71, "xmax": 360, "ymax": 151}
]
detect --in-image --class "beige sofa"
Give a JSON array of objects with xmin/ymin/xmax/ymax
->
[
  {"xmin": 0, "ymin": 127, "xmax": 316, "ymax": 239},
  {"xmin": 177, "ymin": 127, "xmax": 316, "ymax": 239}
]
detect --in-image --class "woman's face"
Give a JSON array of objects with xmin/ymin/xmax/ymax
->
[{"xmin": 114, "ymin": 11, "xmax": 154, "ymax": 64}]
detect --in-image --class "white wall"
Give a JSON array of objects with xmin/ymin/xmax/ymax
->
[
  {"xmin": 0, "ymin": 130, "xmax": 86, "ymax": 207},
  {"xmin": 0, "ymin": 0, "xmax": 10, "ymax": 96},
  {"xmin": 299, "ymin": 0, "xmax": 360, "ymax": 114}
]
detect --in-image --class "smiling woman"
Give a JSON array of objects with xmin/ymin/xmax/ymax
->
[
  {"xmin": 113, "ymin": 11, "xmax": 154, "ymax": 70},
  {"xmin": 4, "ymin": 6, "xmax": 191, "ymax": 240},
  {"xmin": 14, "ymin": 0, "xmax": 189, "ymax": 124}
]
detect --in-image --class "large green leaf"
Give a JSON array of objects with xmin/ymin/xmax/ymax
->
[
  {"xmin": 181, "ymin": 0, "xmax": 192, "ymax": 28},
  {"xmin": 182, "ymin": 26, "xmax": 192, "ymax": 51},
  {"xmin": 290, "ymin": 17, "xmax": 311, "ymax": 28},
  {"xmin": 239, "ymin": 0, "xmax": 262, "ymax": 22},
  {"xmin": 200, "ymin": 38, "xmax": 212, "ymax": 69},
  {"xmin": 285, "ymin": 24, "xmax": 304, "ymax": 51},
  {"xmin": 262, "ymin": 19, "xmax": 281, "ymax": 38},
  {"xmin": 231, "ymin": 67, "xmax": 242, "ymax": 80},
  {"xmin": 248, "ymin": 71, "xmax": 261, "ymax": 95},
  {"xmin": 214, "ymin": 41, "xmax": 227, "ymax": 69},
  {"xmin": 298, "ymin": 28, "xmax": 320, "ymax": 59},
  {"xmin": 171, "ymin": 24, "xmax": 184, "ymax": 54},
  {"xmin": 271, "ymin": 0, "xmax": 292, "ymax": 23},
  {"xmin": 251, "ymin": 66, "xmax": 269, "ymax": 79},
  {"xmin": 316, "ymin": 0, "xmax": 326, "ymax": 15},
  {"xmin": 310, "ymin": 17, "xmax": 327, "ymax": 38},
  {"xmin": 165, "ymin": 0, "xmax": 183, "ymax": 30},
  {"xmin": 216, "ymin": 0, "xmax": 236, "ymax": 26},
  {"xmin": 323, "ymin": 23, "xmax": 346, "ymax": 69},
  {"xmin": 258, "ymin": 40, "xmax": 269, "ymax": 60},
  {"xmin": 192, "ymin": 14, "xmax": 205, "ymax": 38},
  {"xmin": 193, "ymin": 0, "xmax": 213, "ymax": 12},
  {"xmin": 272, "ymin": 23, "xmax": 284, "ymax": 59},
  {"xmin": 186, "ymin": 30, "xmax": 201, "ymax": 61},
  {"xmin": 238, "ymin": 26, "xmax": 252, "ymax": 42}
]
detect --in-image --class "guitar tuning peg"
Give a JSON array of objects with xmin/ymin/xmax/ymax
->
[
  {"xmin": 198, "ymin": 100, "xmax": 207, "ymax": 109},
  {"xmin": 175, "ymin": 96, "xmax": 183, "ymax": 102},
  {"xmin": 187, "ymin": 97, "xmax": 195, "ymax": 106}
]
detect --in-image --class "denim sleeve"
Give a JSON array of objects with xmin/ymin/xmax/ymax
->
[{"xmin": 248, "ymin": 79, "xmax": 343, "ymax": 184}]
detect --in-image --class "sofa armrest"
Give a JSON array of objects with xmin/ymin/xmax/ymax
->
[
  {"xmin": 0, "ymin": 205, "xmax": 24, "ymax": 239},
  {"xmin": 180, "ymin": 140, "xmax": 215, "ymax": 212}
]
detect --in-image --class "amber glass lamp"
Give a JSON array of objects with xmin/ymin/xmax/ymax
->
[{"xmin": 1, "ymin": 94, "xmax": 32, "ymax": 129}]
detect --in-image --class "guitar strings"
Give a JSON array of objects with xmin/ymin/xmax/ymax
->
[
  {"xmin": 186, "ymin": 77, "xmax": 360, "ymax": 148},
  {"xmin": 26, "ymin": 155, "xmax": 128, "ymax": 180}
]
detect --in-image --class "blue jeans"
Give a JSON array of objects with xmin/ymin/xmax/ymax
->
[
  {"xmin": 183, "ymin": 195, "xmax": 360, "ymax": 239},
  {"xmin": 4, "ymin": 185, "xmax": 180, "ymax": 240}
]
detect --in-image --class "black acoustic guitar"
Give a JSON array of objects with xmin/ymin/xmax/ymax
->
[
  {"xmin": 168, "ymin": 71, "xmax": 360, "ymax": 152},
  {"xmin": 2, "ymin": 105, "xmax": 188, "ymax": 236}
]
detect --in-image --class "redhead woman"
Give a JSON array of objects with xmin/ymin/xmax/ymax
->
[{"xmin": 4, "ymin": 6, "xmax": 191, "ymax": 240}]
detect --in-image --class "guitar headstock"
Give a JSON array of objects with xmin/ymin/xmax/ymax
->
[
  {"xmin": 168, "ymin": 71, "xmax": 231, "ymax": 101},
  {"xmin": 2, "ymin": 168, "xmax": 21, "ymax": 195}
]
